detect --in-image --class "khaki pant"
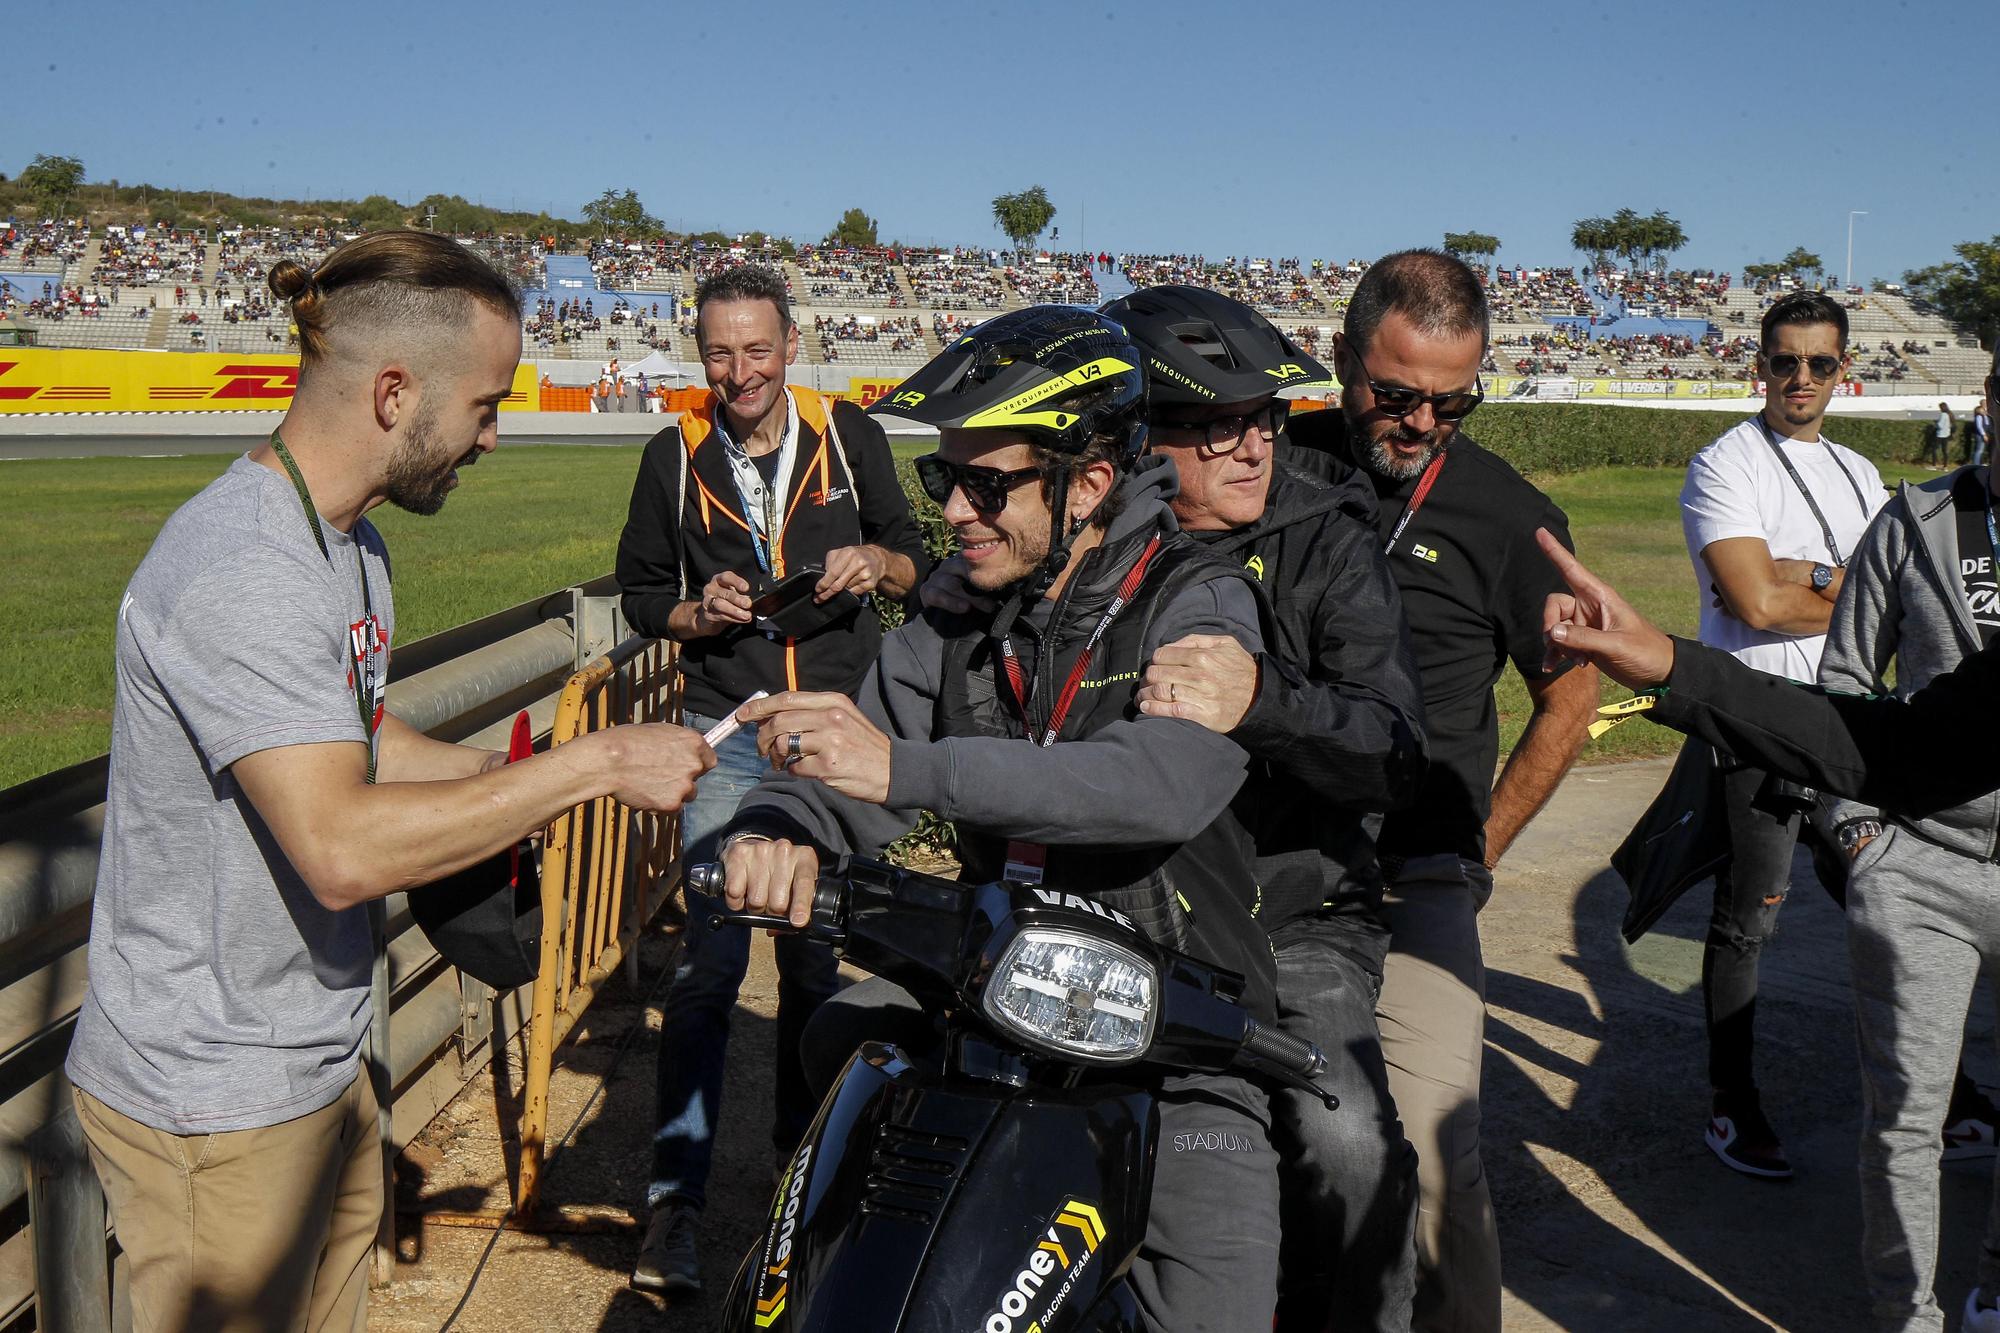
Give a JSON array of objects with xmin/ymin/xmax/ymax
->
[
  {"xmin": 74, "ymin": 1072, "xmax": 380, "ymax": 1333},
  {"xmin": 1377, "ymin": 855, "xmax": 1501, "ymax": 1333}
]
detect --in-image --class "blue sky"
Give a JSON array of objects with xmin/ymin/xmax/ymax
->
[{"xmin": 8, "ymin": 0, "xmax": 1994, "ymax": 283}]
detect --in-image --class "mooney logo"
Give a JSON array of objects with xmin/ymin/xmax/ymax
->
[
  {"xmin": 209, "ymin": 364, "xmax": 300, "ymax": 399},
  {"xmin": 1263, "ymin": 363, "xmax": 1306, "ymax": 379},
  {"xmin": 753, "ymin": 1141, "xmax": 814, "ymax": 1328},
  {"xmin": 981, "ymin": 1199, "xmax": 1107, "ymax": 1333}
]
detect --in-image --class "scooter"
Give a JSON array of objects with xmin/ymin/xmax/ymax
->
[{"xmin": 690, "ymin": 856, "xmax": 1332, "ymax": 1332}]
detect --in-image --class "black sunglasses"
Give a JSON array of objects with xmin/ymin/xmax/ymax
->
[
  {"xmin": 1345, "ymin": 344, "xmax": 1483, "ymax": 422},
  {"xmin": 1153, "ymin": 402, "xmax": 1290, "ymax": 456},
  {"xmin": 1762, "ymin": 352, "xmax": 1844, "ymax": 382},
  {"xmin": 914, "ymin": 453, "xmax": 1042, "ymax": 513}
]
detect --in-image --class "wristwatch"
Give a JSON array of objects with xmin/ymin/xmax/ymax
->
[
  {"xmin": 1837, "ymin": 818, "xmax": 1883, "ymax": 853},
  {"xmin": 1811, "ymin": 563, "xmax": 1834, "ymax": 591}
]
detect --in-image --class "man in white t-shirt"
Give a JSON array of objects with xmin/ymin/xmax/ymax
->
[{"xmin": 1679, "ymin": 290, "xmax": 1885, "ymax": 1179}]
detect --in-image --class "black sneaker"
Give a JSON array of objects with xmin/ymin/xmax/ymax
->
[
  {"xmin": 1704, "ymin": 1091, "xmax": 1792, "ymax": 1180},
  {"xmin": 631, "ymin": 1202, "xmax": 702, "ymax": 1295}
]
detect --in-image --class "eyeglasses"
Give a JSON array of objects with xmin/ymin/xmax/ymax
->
[
  {"xmin": 1763, "ymin": 352, "xmax": 1844, "ymax": 381},
  {"xmin": 914, "ymin": 454, "xmax": 1042, "ymax": 513},
  {"xmin": 1153, "ymin": 402, "xmax": 1290, "ymax": 456},
  {"xmin": 1344, "ymin": 345, "xmax": 1483, "ymax": 422}
]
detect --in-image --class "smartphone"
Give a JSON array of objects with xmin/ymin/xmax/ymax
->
[{"xmin": 748, "ymin": 567, "xmax": 863, "ymax": 639}]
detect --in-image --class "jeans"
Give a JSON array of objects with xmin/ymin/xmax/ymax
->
[
  {"xmin": 1378, "ymin": 854, "xmax": 1500, "ymax": 1333},
  {"xmin": 1705, "ymin": 763, "xmax": 1805, "ymax": 1094},
  {"xmin": 647, "ymin": 711, "xmax": 840, "ymax": 1212},
  {"xmin": 1269, "ymin": 914, "xmax": 1418, "ymax": 1333}
]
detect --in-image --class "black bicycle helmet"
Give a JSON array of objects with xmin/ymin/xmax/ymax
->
[
  {"xmin": 871, "ymin": 305, "xmax": 1150, "ymax": 607},
  {"xmin": 870, "ymin": 304, "xmax": 1149, "ymax": 463},
  {"xmin": 1100, "ymin": 284, "xmax": 1333, "ymax": 408}
]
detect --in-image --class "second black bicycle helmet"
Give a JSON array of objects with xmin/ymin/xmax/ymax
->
[{"xmin": 1100, "ymin": 284, "xmax": 1332, "ymax": 408}]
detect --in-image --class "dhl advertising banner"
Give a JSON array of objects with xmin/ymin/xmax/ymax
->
[{"xmin": 0, "ymin": 348, "xmax": 538, "ymax": 414}]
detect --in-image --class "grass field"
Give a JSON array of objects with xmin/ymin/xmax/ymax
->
[{"xmin": 0, "ymin": 436, "xmax": 1944, "ymax": 790}]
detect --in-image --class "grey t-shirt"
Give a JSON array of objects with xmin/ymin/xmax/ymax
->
[{"xmin": 67, "ymin": 455, "xmax": 395, "ymax": 1134}]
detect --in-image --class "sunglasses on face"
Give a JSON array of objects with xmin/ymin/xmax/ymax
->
[
  {"xmin": 1763, "ymin": 352, "xmax": 1844, "ymax": 381},
  {"xmin": 1153, "ymin": 402, "xmax": 1290, "ymax": 456},
  {"xmin": 915, "ymin": 453, "xmax": 1042, "ymax": 513},
  {"xmin": 1345, "ymin": 344, "xmax": 1483, "ymax": 422}
]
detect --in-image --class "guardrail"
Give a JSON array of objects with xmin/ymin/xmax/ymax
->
[{"xmin": 0, "ymin": 574, "xmax": 658, "ymax": 1330}]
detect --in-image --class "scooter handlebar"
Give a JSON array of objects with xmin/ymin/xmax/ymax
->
[
  {"xmin": 1238, "ymin": 1019, "xmax": 1327, "ymax": 1079},
  {"xmin": 687, "ymin": 861, "xmax": 841, "ymax": 936}
]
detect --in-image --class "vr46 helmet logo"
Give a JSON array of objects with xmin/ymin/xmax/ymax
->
[
  {"xmin": 1263, "ymin": 363, "xmax": 1306, "ymax": 380},
  {"xmin": 889, "ymin": 389, "xmax": 926, "ymax": 409},
  {"xmin": 981, "ymin": 1199, "xmax": 1106, "ymax": 1333}
]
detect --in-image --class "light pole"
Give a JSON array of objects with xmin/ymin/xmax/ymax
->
[{"xmin": 1846, "ymin": 211, "xmax": 1868, "ymax": 290}]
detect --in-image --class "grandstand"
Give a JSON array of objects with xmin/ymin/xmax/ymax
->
[{"xmin": 2, "ymin": 220, "xmax": 1988, "ymax": 393}]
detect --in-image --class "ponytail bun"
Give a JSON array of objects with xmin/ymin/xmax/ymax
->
[{"xmin": 269, "ymin": 259, "xmax": 315, "ymax": 304}]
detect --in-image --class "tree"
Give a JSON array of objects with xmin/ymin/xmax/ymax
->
[
  {"xmin": 1780, "ymin": 246, "xmax": 1825, "ymax": 284},
  {"xmin": 824, "ymin": 208, "xmax": 879, "ymax": 249},
  {"xmin": 1571, "ymin": 217, "xmax": 1613, "ymax": 271},
  {"xmin": 991, "ymin": 186, "xmax": 1057, "ymax": 257},
  {"xmin": 1641, "ymin": 210, "xmax": 1688, "ymax": 271},
  {"xmin": 348, "ymin": 195, "xmax": 408, "ymax": 229},
  {"xmin": 21, "ymin": 154, "xmax": 85, "ymax": 221},
  {"xmin": 1442, "ymin": 231, "xmax": 1500, "ymax": 264},
  {"xmin": 1905, "ymin": 236, "xmax": 2000, "ymax": 347},
  {"xmin": 581, "ymin": 188, "xmax": 661, "ymax": 237}
]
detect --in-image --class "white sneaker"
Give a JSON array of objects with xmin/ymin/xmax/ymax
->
[{"xmin": 1964, "ymin": 1288, "xmax": 2000, "ymax": 1331}]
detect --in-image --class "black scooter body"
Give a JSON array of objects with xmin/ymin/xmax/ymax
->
[
  {"xmin": 701, "ymin": 858, "xmax": 1326, "ymax": 1333},
  {"xmin": 726, "ymin": 1040, "xmax": 1151, "ymax": 1332}
]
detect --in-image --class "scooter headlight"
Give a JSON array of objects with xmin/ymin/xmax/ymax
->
[{"xmin": 981, "ymin": 928, "xmax": 1157, "ymax": 1063}]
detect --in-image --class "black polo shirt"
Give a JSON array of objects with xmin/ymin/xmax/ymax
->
[{"xmin": 1285, "ymin": 410, "xmax": 1576, "ymax": 863}]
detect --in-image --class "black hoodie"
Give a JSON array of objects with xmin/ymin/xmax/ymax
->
[{"xmin": 1193, "ymin": 459, "xmax": 1429, "ymax": 925}]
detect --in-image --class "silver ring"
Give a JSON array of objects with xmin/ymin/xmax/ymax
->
[
  {"xmin": 1168, "ymin": 681, "xmax": 1177, "ymax": 703},
  {"xmin": 785, "ymin": 732, "xmax": 803, "ymax": 766}
]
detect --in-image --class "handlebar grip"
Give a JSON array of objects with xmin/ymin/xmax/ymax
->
[
  {"xmin": 686, "ymin": 862, "xmax": 726, "ymax": 897},
  {"xmin": 1240, "ymin": 1020, "xmax": 1327, "ymax": 1079}
]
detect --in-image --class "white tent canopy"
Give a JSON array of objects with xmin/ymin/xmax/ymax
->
[{"xmin": 619, "ymin": 350, "xmax": 684, "ymax": 382}]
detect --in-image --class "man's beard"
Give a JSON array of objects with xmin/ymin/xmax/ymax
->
[
  {"xmin": 384, "ymin": 404, "xmax": 475, "ymax": 516},
  {"xmin": 1345, "ymin": 401, "xmax": 1446, "ymax": 482}
]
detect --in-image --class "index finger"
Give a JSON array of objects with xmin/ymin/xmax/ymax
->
[
  {"xmin": 739, "ymin": 690, "xmax": 851, "ymax": 721},
  {"xmin": 1536, "ymin": 528, "xmax": 1597, "ymax": 596}
]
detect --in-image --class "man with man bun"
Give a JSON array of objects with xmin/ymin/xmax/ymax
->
[{"xmin": 66, "ymin": 231, "xmax": 713, "ymax": 1331}]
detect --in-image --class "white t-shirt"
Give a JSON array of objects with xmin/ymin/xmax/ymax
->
[
  {"xmin": 1938, "ymin": 412, "xmax": 1954, "ymax": 438},
  {"xmin": 1681, "ymin": 416, "xmax": 1886, "ymax": 680}
]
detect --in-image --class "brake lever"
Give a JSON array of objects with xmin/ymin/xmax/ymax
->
[
  {"xmin": 1257, "ymin": 1063, "xmax": 1340, "ymax": 1112},
  {"xmin": 706, "ymin": 910, "xmax": 800, "ymax": 933}
]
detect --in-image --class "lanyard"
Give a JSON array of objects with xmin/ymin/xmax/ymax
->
[
  {"xmin": 714, "ymin": 391, "xmax": 797, "ymax": 578},
  {"xmin": 1382, "ymin": 450, "xmax": 1448, "ymax": 556},
  {"xmin": 1754, "ymin": 417, "xmax": 1867, "ymax": 567},
  {"xmin": 999, "ymin": 536, "xmax": 1162, "ymax": 748},
  {"xmin": 269, "ymin": 431, "xmax": 380, "ymax": 783}
]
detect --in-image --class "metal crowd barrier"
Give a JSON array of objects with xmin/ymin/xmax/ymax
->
[
  {"xmin": 0, "ymin": 575, "xmax": 675, "ymax": 1331},
  {"xmin": 514, "ymin": 636, "xmax": 682, "ymax": 1220}
]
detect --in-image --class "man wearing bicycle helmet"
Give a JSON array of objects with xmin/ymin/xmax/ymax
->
[
  {"xmin": 1100, "ymin": 284, "xmax": 1428, "ymax": 1332},
  {"xmin": 717, "ymin": 305, "xmax": 1288, "ymax": 1329}
]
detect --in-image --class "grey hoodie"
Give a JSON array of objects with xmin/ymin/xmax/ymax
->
[
  {"xmin": 1818, "ymin": 465, "xmax": 2000, "ymax": 859},
  {"xmin": 726, "ymin": 454, "xmax": 1264, "ymax": 871}
]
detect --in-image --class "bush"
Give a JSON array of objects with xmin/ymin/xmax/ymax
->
[{"xmin": 1467, "ymin": 403, "xmax": 1924, "ymax": 476}]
